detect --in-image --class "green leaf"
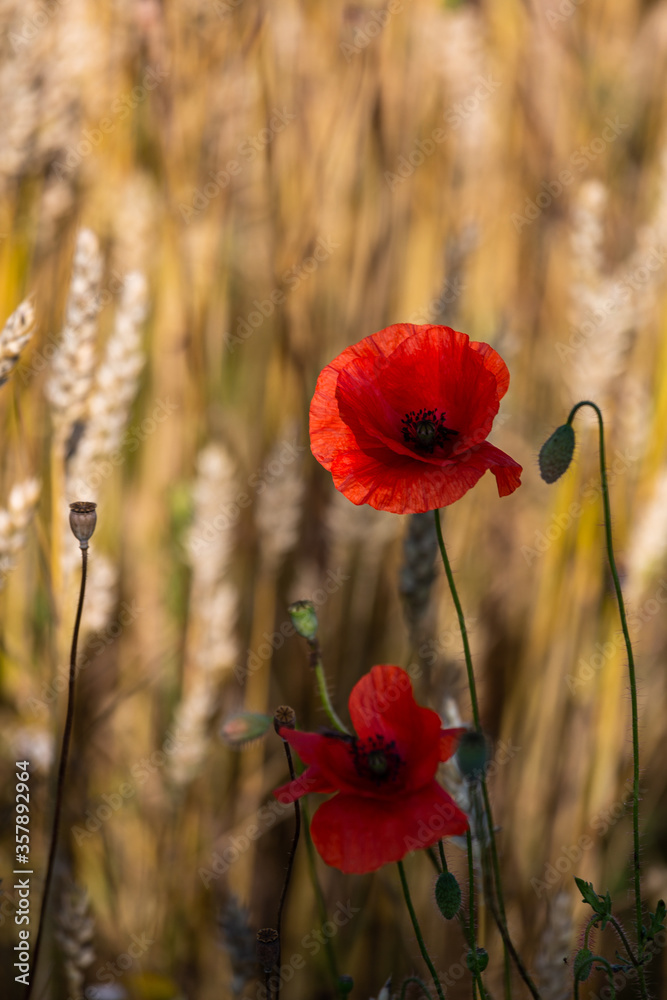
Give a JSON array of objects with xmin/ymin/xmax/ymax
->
[
  {"xmin": 574, "ymin": 877, "xmax": 613, "ymax": 923},
  {"xmin": 643, "ymin": 899, "xmax": 666, "ymax": 943}
]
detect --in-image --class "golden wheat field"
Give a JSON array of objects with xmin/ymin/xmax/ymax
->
[{"xmin": 1, "ymin": 1, "xmax": 667, "ymax": 998}]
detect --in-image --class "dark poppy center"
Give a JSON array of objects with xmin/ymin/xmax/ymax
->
[
  {"xmin": 402, "ymin": 408, "xmax": 458, "ymax": 455},
  {"xmin": 352, "ymin": 735, "xmax": 403, "ymax": 786}
]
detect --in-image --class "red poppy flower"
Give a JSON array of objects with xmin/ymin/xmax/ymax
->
[
  {"xmin": 274, "ymin": 665, "xmax": 468, "ymax": 874},
  {"xmin": 309, "ymin": 323, "xmax": 522, "ymax": 514}
]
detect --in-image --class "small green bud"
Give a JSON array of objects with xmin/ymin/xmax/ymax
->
[
  {"xmin": 435, "ymin": 871, "xmax": 461, "ymax": 919},
  {"xmin": 455, "ymin": 730, "xmax": 490, "ymax": 781},
  {"xmin": 539, "ymin": 423, "xmax": 575, "ymax": 483},
  {"xmin": 288, "ymin": 600, "xmax": 319, "ymax": 642},
  {"xmin": 338, "ymin": 975, "xmax": 354, "ymax": 995},
  {"xmin": 573, "ymin": 948, "xmax": 594, "ymax": 982},
  {"xmin": 466, "ymin": 948, "xmax": 489, "ymax": 974},
  {"xmin": 220, "ymin": 712, "xmax": 273, "ymax": 748}
]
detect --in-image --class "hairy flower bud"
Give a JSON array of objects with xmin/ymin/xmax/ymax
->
[
  {"xmin": 455, "ymin": 730, "xmax": 490, "ymax": 781},
  {"xmin": 538, "ymin": 424, "xmax": 575, "ymax": 483},
  {"xmin": 287, "ymin": 600, "xmax": 319, "ymax": 642},
  {"xmin": 435, "ymin": 871, "xmax": 461, "ymax": 919}
]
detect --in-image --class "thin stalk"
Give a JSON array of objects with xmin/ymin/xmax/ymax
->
[
  {"xmin": 434, "ymin": 509, "xmax": 514, "ymax": 999},
  {"xmin": 309, "ymin": 642, "xmax": 349, "ymax": 734},
  {"xmin": 300, "ymin": 799, "xmax": 343, "ymax": 995},
  {"xmin": 397, "ymin": 859, "xmax": 446, "ymax": 1000},
  {"xmin": 466, "ymin": 830, "xmax": 488, "ymax": 1000},
  {"xmin": 568, "ymin": 401, "xmax": 646, "ymax": 998},
  {"xmin": 275, "ymin": 741, "xmax": 301, "ymax": 1000},
  {"xmin": 27, "ymin": 546, "xmax": 88, "ymax": 999},
  {"xmin": 401, "ymin": 976, "xmax": 434, "ymax": 999}
]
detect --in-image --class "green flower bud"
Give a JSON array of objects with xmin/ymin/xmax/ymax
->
[
  {"xmin": 288, "ymin": 600, "xmax": 319, "ymax": 642},
  {"xmin": 539, "ymin": 423, "xmax": 575, "ymax": 484},
  {"xmin": 455, "ymin": 730, "xmax": 490, "ymax": 781},
  {"xmin": 220, "ymin": 712, "xmax": 273, "ymax": 748},
  {"xmin": 466, "ymin": 948, "xmax": 489, "ymax": 974},
  {"xmin": 435, "ymin": 871, "xmax": 461, "ymax": 919},
  {"xmin": 338, "ymin": 975, "xmax": 354, "ymax": 995},
  {"xmin": 573, "ymin": 948, "xmax": 594, "ymax": 982}
]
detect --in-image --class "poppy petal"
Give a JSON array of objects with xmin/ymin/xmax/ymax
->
[
  {"xmin": 310, "ymin": 782, "xmax": 468, "ymax": 873},
  {"xmin": 439, "ymin": 727, "xmax": 467, "ymax": 761}
]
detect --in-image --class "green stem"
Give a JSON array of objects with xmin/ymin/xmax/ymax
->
[
  {"xmin": 311, "ymin": 647, "xmax": 349, "ymax": 734},
  {"xmin": 397, "ymin": 860, "xmax": 446, "ymax": 1000},
  {"xmin": 434, "ymin": 509, "xmax": 514, "ymax": 999},
  {"xmin": 300, "ymin": 799, "xmax": 343, "ymax": 995},
  {"xmin": 567, "ymin": 401, "xmax": 646, "ymax": 998},
  {"xmin": 438, "ymin": 840, "xmax": 448, "ymax": 872},
  {"xmin": 466, "ymin": 830, "xmax": 488, "ymax": 1000},
  {"xmin": 400, "ymin": 976, "xmax": 435, "ymax": 999}
]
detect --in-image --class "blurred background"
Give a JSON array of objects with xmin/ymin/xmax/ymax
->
[{"xmin": 1, "ymin": 0, "xmax": 667, "ymax": 997}]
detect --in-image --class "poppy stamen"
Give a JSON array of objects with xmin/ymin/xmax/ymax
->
[
  {"xmin": 401, "ymin": 408, "xmax": 458, "ymax": 455},
  {"xmin": 352, "ymin": 735, "xmax": 403, "ymax": 785}
]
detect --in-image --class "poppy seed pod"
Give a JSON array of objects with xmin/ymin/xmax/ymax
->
[
  {"xmin": 539, "ymin": 424, "xmax": 575, "ymax": 483},
  {"xmin": 69, "ymin": 501, "xmax": 97, "ymax": 548},
  {"xmin": 274, "ymin": 705, "xmax": 296, "ymax": 734},
  {"xmin": 256, "ymin": 928, "xmax": 280, "ymax": 973}
]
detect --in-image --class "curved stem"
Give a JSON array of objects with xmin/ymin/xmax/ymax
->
[
  {"xmin": 28, "ymin": 546, "xmax": 88, "ymax": 999},
  {"xmin": 312, "ymin": 655, "xmax": 349, "ymax": 734},
  {"xmin": 434, "ymin": 510, "xmax": 479, "ymax": 729},
  {"xmin": 401, "ymin": 976, "xmax": 434, "ymax": 999},
  {"xmin": 398, "ymin": 860, "xmax": 446, "ymax": 1000},
  {"xmin": 567, "ymin": 401, "xmax": 646, "ymax": 998}
]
